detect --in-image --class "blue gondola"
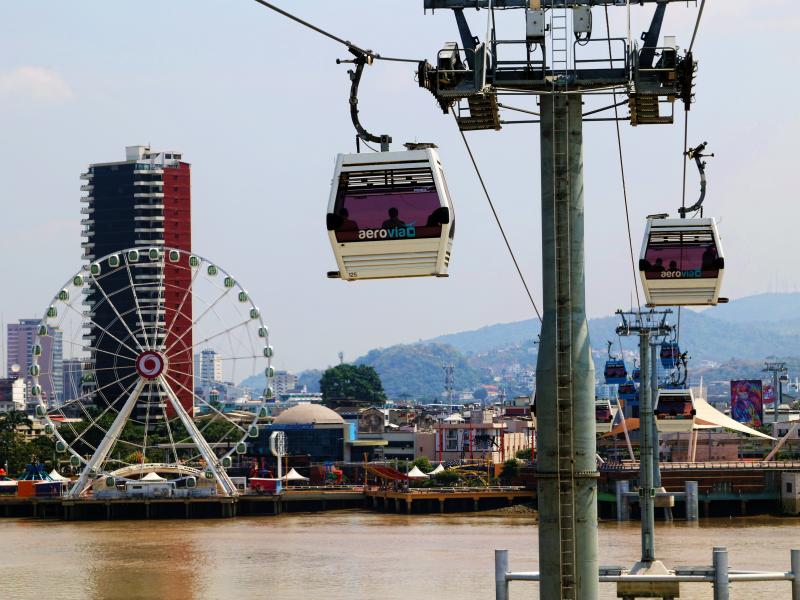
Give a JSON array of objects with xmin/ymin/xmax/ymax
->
[
  {"xmin": 618, "ymin": 380, "xmax": 639, "ymax": 403},
  {"xmin": 631, "ymin": 361, "xmax": 641, "ymax": 383},
  {"xmin": 604, "ymin": 341, "xmax": 628, "ymax": 385},
  {"xmin": 660, "ymin": 341, "xmax": 681, "ymax": 370}
]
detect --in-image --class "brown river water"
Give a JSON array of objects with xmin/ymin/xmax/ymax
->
[{"xmin": 2, "ymin": 511, "xmax": 798, "ymax": 599}]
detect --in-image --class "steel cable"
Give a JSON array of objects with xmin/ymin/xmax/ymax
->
[{"xmin": 452, "ymin": 112, "xmax": 543, "ymax": 323}]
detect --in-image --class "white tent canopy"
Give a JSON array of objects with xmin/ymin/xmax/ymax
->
[
  {"xmin": 48, "ymin": 470, "xmax": 69, "ymax": 481},
  {"xmin": 693, "ymin": 397, "xmax": 775, "ymax": 440},
  {"xmin": 282, "ymin": 468, "xmax": 309, "ymax": 482},
  {"xmin": 141, "ymin": 471, "xmax": 167, "ymax": 481},
  {"xmin": 407, "ymin": 466, "xmax": 429, "ymax": 479},
  {"xmin": 428, "ymin": 464, "xmax": 445, "ymax": 475}
]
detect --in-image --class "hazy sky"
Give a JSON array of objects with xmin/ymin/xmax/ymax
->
[{"xmin": 1, "ymin": 1, "xmax": 796, "ymax": 373}]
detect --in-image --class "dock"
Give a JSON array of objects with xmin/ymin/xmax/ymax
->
[{"xmin": 0, "ymin": 486, "xmax": 532, "ymax": 520}]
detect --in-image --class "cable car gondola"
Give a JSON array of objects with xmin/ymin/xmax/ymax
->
[
  {"xmin": 603, "ymin": 341, "xmax": 627, "ymax": 385},
  {"xmin": 595, "ymin": 398, "xmax": 615, "ymax": 434},
  {"xmin": 654, "ymin": 388, "xmax": 696, "ymax": 433},
  {"xmin": 617, "ymin": 380, "xmax": 639, "ymax": 403},
  {"xmin": 631, "ymin": 365, "xmax": 641, "ymax": 384},
  {"xmin": 639, "ymin": 216, "xmax": 724, "ymax": 306},
  {"xmin": 660, "ymin": 340, "xmax": 681, "ymax": 370},
  {"xmin": 639, "ymin": 143, "xmax": 726, "ymax": 306},
  {"xmin": 326, "ymin": 147, "xmax": 454, "ymax": 281}
]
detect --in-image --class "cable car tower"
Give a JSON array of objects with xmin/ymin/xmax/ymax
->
[{"xmin": 419, "ymin": 1, "xmax": 697, "ymax": 597}]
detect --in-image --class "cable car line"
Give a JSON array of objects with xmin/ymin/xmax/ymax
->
[
  {"xmin": 249, "ymin": 0, "xmax": 422, "ymax": 64},
  {"xmin": 688, "ymin": 0, "xmax": 707, "ymax": 53},
  {"xmin": 602, "ymin": 4, "xmax": 642, "ymax": 313},
  {"xmin": 452, "ymin": 112, "xmax": 542, "ymax": 323}
]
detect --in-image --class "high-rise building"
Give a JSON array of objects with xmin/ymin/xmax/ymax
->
[
  {"xmin": 62, "ymin": 358, "xmax": 83, "ymax": 403},
  {"xmin": 81, "ymin": 145, "xmax": 192, "ymax": 414},
  {"xmin": 0, "ymin": 378, "xmax": 26, "ymax": 413},
  {"xmin": 6, "ymin": 319, "xmax": 62, "ymax": 408},
  {"xmin": 273, "ymin": 371, "xmax": 299, "ymax": 396},
  {"xmin": 194, "ymin": 349, "xmax": 223, "ymax": 387}
]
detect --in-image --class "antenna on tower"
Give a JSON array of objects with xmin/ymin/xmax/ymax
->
[{"xmin": 338, "ymin": 351, "xmax": 344, "ymax": 365}]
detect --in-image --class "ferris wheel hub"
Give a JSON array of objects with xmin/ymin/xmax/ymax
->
[{"xmin": 135, "ymin": 351, "xmax": 166, "ymax": 380}]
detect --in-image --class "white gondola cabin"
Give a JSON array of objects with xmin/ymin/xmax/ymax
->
[
  {"xmin": 595, "ymin": 398, "xmax": 615, "ymax": 434},
  {"xmin": 639, "ymin": 217, "xmax": 724, "ymax": 306},
  {"xmin": 654, "ymin": 388, "xmax": 696, "ymax": 433},
  {"xmin": 326, "ymin": 147, "xmax": 454, "ymax": 281}
]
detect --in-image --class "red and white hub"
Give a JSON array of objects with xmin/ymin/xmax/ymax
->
[{"xmin": 135, "ymin": 351, "xmax": 166, "ymax": 380}]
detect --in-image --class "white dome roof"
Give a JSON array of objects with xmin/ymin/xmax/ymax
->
[{"xmin": 273, "ymin": 403, "xmax": 344, "ymax": 425}]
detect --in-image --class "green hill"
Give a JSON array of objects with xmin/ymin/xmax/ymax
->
[{"xmin": 356, "ymin": 343, "xmax": 482, "ymax": 401}]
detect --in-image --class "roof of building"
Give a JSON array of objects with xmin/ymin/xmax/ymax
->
[{"xmin": 273, "ymin": 403, "xmax": 344, "ymax": 425}]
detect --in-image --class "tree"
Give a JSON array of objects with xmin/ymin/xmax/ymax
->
[
  {"xmin": 500, "ymin": 458, "xmax": 520, "ymax": 483},
  {"xmin": 473, "ymin": 387, "xmax": 489, "ymax": 401},
  {"xmin": 320, "ymin": 364, "xmax": 386, "ymax": 405},
  {"xmin": 411, "ymin": 456, "xmax": 432, "ymax": 473},
  {"xmin": 515, "ymin": 448, "xmax": 532, "ymax": 460}
]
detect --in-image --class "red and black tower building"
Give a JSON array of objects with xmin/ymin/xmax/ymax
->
[{"xmin": 80, "ymin": 146, "xmax": 193, "ymax": 415}]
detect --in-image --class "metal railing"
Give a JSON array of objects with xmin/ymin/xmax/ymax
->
[
  {"xmin": 495, "ymin": 547, "xmax": 800, "ymax": 600},
  {"xmin": 599, "ymin": 460, "xmax": 800, "ymax": 471}
]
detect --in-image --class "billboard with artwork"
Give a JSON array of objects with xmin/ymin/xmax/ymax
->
[{"xmin": 730, "ymin": 380, "xmax": 763, "ymax": 428}]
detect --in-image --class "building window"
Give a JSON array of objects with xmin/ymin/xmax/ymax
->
[{"xmin": 787, "ymin": 483, "xmax": 793, "ymax": 494}]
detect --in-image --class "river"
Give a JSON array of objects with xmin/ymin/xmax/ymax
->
[{"xmin": 1, "ymin": 512, "xmax": 796, "ymax": 599}]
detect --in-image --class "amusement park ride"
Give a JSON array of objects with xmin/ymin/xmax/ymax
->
[{"xmin": 31, "ymin": 248, "xmax": 274, "ymax": 498}]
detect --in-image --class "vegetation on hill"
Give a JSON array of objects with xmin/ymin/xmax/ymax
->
[{"xmin": 357, "ymin": 343, "xmax": 482, "ymax": 401}]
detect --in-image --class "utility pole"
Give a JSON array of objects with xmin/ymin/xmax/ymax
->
[
  {"xmin": 443, "ymin": 363, "xmax": 455, "ymax": 405},
  {"xmin": 419, "ymin": 2, "xmax": 695, "ymax": 597},
  {"xmin": 616, "ymin": 311, "xmax": 672, "ymax": 570},
  {"xmin": 764, "ymin": 361, "xmax": 788, "ymax": 423}
]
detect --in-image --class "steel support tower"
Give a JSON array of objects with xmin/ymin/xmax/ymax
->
[{"xmin": 419, "ymin": 2, "xmax": 695, "ymax": 596}]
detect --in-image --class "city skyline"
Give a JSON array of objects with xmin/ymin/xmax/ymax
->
[{"xmin": 0, "ymin": 1, "xmax": 796, "ymax": 373}]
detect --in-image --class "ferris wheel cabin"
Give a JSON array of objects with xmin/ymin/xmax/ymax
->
[
  {"xmin": 639, "ymin": 217, "xmax": 725, "ymax": 306},
  {"xmin": 654, "ymin": 388, "xmax": 696, "ymax": 433},
  {"xmin": 326, "ymin": 148, "xmax": 454, "ymax": 281}
]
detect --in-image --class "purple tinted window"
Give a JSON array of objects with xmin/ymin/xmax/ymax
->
[
  {"xmin": 656, "ymin": 398, "xmax": 693, "ymax": 417},
  {"xmin": 332, "ymin": 168, "xmax": 445, "ymax": 243},
  {"xmin": 605, "ymin": 365, "xmax": 626, "ymax": 379},
  {"xmin": 596, "ymin": 407, "xmax": 612, "ymax": 421},
  {"xmin": 643, "ymin": 242, "xmax": 720, "ymax": 280}
]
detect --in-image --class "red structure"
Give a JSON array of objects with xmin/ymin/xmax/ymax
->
[{"xmin": 162, "ymin": 161, "xmax": 193, "ymax": 414}]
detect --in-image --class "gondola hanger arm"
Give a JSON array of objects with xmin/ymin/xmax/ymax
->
[
  {"xmin": 338, "ymin": 48, "xmax": 393, "ymax": 152},
  {"xmin": 679, "ymin": 141, "xmax": 714, "ymax": 218}
]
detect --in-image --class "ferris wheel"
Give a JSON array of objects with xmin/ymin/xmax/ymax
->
[{"xmin": 30, "ymin": 247, "xmax": 273, "ymax": 498}]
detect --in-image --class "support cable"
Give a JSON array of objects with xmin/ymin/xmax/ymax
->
[
  {"xmin": 250, "ymin": 0, "xmax": 421, "ymax": 63},
  {"xmin": 452, "ymin": 112, "xmax": 542, "ymax": 323},
  {"xmin": 688, "ymin": 0, "xmax": 707, "ymax": 53},
  {"xmin": 603, "ymin": 5, "xmax": 642, "ymax": 314}
]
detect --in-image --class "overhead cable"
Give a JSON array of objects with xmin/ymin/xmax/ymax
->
[
  {"xmin": 452, "ymin": 112, "xmax": 543, "ymax": 323},
  {"xmin": 688, "ymin": 0, "xmax": 707, "ymax": 52},
  {"xmin": 250, "ymin": 0, "xmax": 421, "ymax": 63},
  {"xmin": 603, "ymin": 5, "xmax": 642, "ymax": 314}
]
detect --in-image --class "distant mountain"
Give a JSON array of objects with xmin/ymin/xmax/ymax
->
[
  {"xmin": 240, "ymin": 293, "xmax": 800, "ymax": 401},
  {"xmin": 703, "ymin": 293, "xmax": 800, "ymax": 324},
  {"xmin": 356, "ymin": 343, "xmax": 482, "ymax": 401},
  {"xmin": 426, "ymin": 293, "xmax": 800, "ymax": 364}
]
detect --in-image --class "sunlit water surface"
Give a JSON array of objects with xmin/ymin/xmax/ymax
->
[{"xmin": 2, "ymin": 511, "xmax": 797, "ymax": 599}]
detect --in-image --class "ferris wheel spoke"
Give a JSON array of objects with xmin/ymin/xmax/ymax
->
[
  {"xmin": 56, "ymin": 369, "xmax": 139, "ymax": 415},
  {"xmin": 60, "ymin": 299, "xmax": 141, "ymax": 359},
  {"xmin": 165, "ymin": 318, "xmax": 252, "ymax": 358},
  {"xmin": 157, "ymin": 376, "xmax": 238, "ymax": 496},
  {"xmin": 163, "ymin": 284, "xmax": 234, "ymax": 356},
  {"xmin": 66, "ymin": 374, "xmax": 140, "ymax": 450},
  {"xmin": 162, "ymin": 256, "xmax": 203, "ymax": 348},
  {"xmin": 150, "ymin": 252, "xmax": 168, "ymax": 351},
  {"xmin": 162, "ymin": 369, "xmax": 247, "ymax": 434},
  {"xmin": 69, "ymin": 377, "xmax": 147, "ymax": 498},
  {"xmin": 89, "ymin": 274, "xmax": 146, "ymax": 355},
  {"xmin": 121, "ymin": 254, "xmax": 154, "ymax": 350}
]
